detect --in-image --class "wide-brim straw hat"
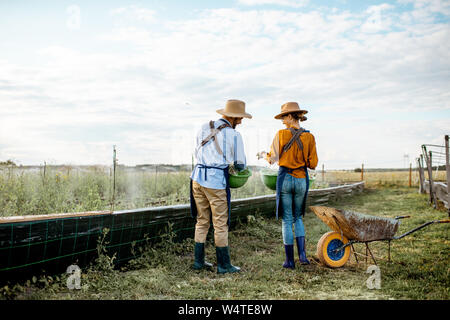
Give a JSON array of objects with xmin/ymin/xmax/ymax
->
[
  {"xmin": 216, "ymin": 99, "xmax": 252, "ymax": 119},
  {"xmin": 274, "ymin": 102, "xmax": 308, "ymax": 121}
]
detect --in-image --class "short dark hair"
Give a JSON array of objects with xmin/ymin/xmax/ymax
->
[{"xmin": 283, "ymin": 112, "xmax": 301, "ymax": 120}]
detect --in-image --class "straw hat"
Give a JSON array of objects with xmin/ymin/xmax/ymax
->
[
  {"xmin": 274, "ymin": 102, "xmax": 308, "ymax": 120},
  {"xmin": 216, "ymin": 99, "xmax": 252, "ymax": 119}
]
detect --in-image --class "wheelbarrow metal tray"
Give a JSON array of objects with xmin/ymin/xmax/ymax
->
[{"xmin": 310, "ymin": 206, "xmax": 400, "ymax": 242}]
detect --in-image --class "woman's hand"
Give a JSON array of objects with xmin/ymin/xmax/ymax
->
[
  {"xmin": 257, "ymin": 151, "xmax": 275, "ymax": 165},
  {"xmin": 256, "ymin": 151, "xmax": 267, "ymax": 160}
]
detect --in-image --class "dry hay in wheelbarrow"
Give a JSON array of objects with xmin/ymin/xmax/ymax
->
[{"xmin": 310, "ymin": 206, "xmax": 400, "ymax": 242}]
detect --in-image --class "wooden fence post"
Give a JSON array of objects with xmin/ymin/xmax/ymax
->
[
  {"xmin": 361, "ymin": 163, "xmax": 364, "ymax": 181},
  {"xmin": 424, "ymin": 150, "xmax": 437, "ymax": 208},
  {"xmin": 417, "ymin": 156, "xmax": 425, "ymax": 194},
  {"xmin": 445, "ymin": 135, "xmax": 450, "ymax": 216},
  {"xmin": 409, "ymin": 163, "xmax": 412, "ymax": 187},
  {"xmin": 322, "ymin": 164, "xmax": 325, "ymax": 182}
]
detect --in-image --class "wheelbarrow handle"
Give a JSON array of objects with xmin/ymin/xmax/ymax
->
[{"xmin": 394, "ymin": 219, "xmax": 449, "ymax": 240}]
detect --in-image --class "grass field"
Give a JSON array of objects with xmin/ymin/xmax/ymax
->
[
  {"xmin": 0, "ymin": 165, "xmax": 447, "ymax": 217},
  {"xmin": 2, "ymin": 185, "xmax": 448, "ymax": 300}
]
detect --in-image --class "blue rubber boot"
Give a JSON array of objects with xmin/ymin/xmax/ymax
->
[
  {"xmin": 295, "ymin": 236, "xmax": 310, "ymax": 265},
  {"xmin": 283, "ymin": 244, "xmax": 295, "ymax": 269},
  {"xmin": 216, "ymin": 246, "xmax": 240, "ymax": 274},
  {"xmin": 193, "ymin": 242, "xmax": 214, "ymax": 270}
]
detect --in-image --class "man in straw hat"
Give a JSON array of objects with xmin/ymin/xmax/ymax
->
[
  {"xmin": 190, "ymin": 99, "xmax": 252, "ymax": 274},
  {"xmin": 258, "ymin": 102, "xmax": 318, "ymax": 269}
]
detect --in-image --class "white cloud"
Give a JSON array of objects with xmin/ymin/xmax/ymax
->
[
  {"xmin": 109, "ymin": 5, "xmax": 157, "ymax": 23},
  {"xmin": 66, "ymin": 5, "xmax": 81, "ymax": 30},
  {"xmin": 361, "ymin": 3, "xmax": 395, "ymax": 33},
  {"xmin": 399, "ymin": 0, "xmax": 450, "ymax": 14},
  {"xmin": 238, "ymin": 0, "xmax": 309, "ymax": 8},
  {"xmin": 398, "ymin": 0, "xmax": 450, "ymax": 24}
]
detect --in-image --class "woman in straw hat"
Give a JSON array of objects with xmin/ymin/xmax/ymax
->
[{"xmin": 260, "ymin": 102, "xmax": 318, "ymax": 269}]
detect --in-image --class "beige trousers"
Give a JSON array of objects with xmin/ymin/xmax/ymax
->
[{"xmin": 192, "ymin": 181, "xmax": 229, "ymax": 247}]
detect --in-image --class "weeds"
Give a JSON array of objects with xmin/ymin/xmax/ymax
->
[{"xmin": 93, "ymin": 228, "xmax": 117, "ymax": 273}]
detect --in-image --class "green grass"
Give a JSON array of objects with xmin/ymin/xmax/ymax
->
[
  {"xmin": 2, "ymin": 186, "xmax": 448, "ymax": 300},
  {"xmin": 0, "ymin": 167, "xmax": 279, "ymax": 216}
]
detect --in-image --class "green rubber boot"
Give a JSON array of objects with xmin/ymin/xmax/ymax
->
[
  {"xmin": 216, "ymin": 246, "xmax": 241, "ymax": 274},
  {"xmin": 193, "ymin": 242, "xmax": 214, "ymax": 270}
]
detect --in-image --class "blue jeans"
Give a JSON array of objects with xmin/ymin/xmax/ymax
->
[{"xmin": 281, "ymin": 174, "xmax": 307, "ymax": 245}]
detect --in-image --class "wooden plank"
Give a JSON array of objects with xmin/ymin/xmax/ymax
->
[
  {"xmin": 424, "ymin": 149, "xmax": 437, "ymax": 208},
  {"xmin": 434, "ymin": 182, "xmax": 449, "ymax": 209},
  {"xmin": 423, "ymin": 181, "xmax": 448, "ymax": 209},
  {"xmin": 0, "ymin": 210, "xmax": 112, "ymax": 224}
]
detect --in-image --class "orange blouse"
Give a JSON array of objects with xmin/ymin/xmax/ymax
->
[{"xmin": 266, "ymin": 127, "xmax": 318, "ymax": 178}]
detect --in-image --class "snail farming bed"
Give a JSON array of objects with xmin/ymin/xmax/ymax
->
[{"xmin": 0, "ymin": 181, "xmax": 364, "ymax": 281}]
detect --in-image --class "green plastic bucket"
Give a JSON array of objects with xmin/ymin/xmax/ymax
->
[
  {"xmin": 229, "ymin": 168, "xmax": 252, "ymax": 188},
  {"xmin": 261, "ymin": 169, "xmax": 278, "ymax": 190}
]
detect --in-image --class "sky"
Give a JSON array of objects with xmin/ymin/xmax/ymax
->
[{"xmin": 0, "ymin": 0, "xmax": 449, "ymax": 169}]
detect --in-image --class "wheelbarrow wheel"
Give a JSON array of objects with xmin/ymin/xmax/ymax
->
[{"xmin": 316, "ymin": 231, "xmax": 351, "ymax": 268}]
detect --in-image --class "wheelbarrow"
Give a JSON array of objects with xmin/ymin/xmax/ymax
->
[{"xmin": 310, "ymin": 206, "xmax": 450, "ymax": 268}]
